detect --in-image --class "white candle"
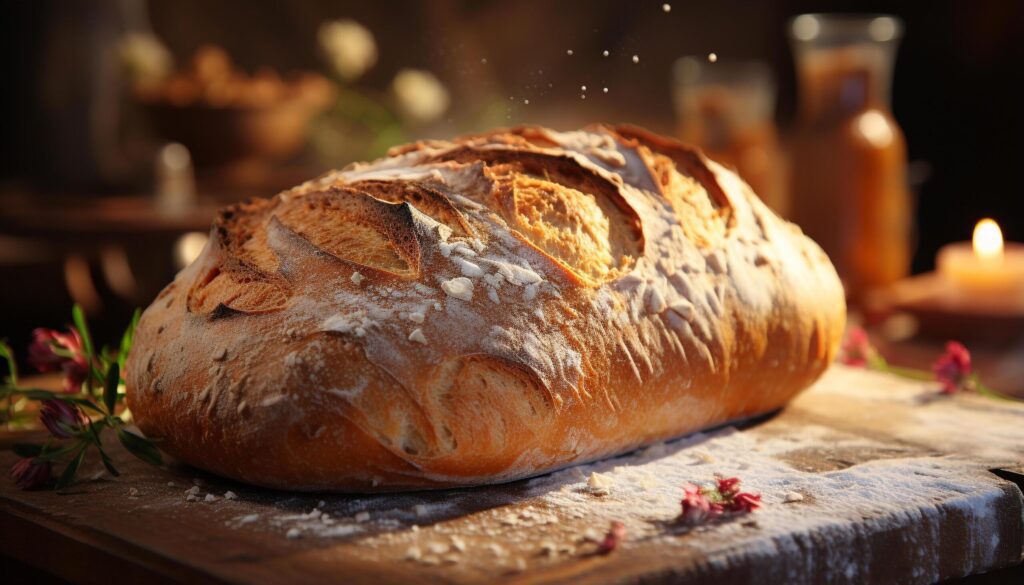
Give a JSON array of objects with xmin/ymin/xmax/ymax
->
[{"xmin": 937, "ymin": 219, "xmax": 1024, "ymax": 299}]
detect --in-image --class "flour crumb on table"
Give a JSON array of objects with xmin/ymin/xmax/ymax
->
[
  {"xmin": 426, "ymin": 541, "xmax": 449, "ymax": 555},
  {"xmin": 587, "ymin": 471, "xmax": 612, "ymax": 495}
]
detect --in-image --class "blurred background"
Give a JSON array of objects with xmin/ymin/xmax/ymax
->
[{"xmin": 1, "ymin": 1, "xmax": 1022, "ymax": 388}]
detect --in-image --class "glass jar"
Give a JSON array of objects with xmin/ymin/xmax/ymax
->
[
  {"xmin": 787, "ymin": 14, "xmax": 911, "ymax": 299},
  {"xmin": 672, "ymin": 58, "xmax": 787, "ymax": 216}
]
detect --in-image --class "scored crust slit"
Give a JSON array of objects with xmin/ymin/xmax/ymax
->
[{"xmin": 126, "ymin": 124, "xmax": 846, "ymax": 492}]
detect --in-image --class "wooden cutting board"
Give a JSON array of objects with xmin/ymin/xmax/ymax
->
[{"xmin": 1, "ymin": 366, "xmax": 1022, "ymax": 584}]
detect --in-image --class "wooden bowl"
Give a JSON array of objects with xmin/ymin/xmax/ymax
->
[{"xmin": 144, "ymin": 97, "xmax": 329, "ymax": 169}]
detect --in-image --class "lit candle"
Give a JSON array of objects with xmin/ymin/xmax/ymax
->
[{"xmin": 937, "ymin": 219, "xmax": 1024, "ymax": 299}]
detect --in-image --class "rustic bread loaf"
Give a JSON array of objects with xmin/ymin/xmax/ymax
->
[{"xmin": 126, "ymin": 125, "xmax": 845, "ymax": 491}]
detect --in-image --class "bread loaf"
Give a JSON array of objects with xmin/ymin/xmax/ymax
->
[{"xmin": 126, "ymin": 125, "xmax": 845, "ymax": 491}]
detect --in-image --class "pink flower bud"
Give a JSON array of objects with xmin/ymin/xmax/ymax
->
[
  {"xmin": 27, "ymin": 327, "xmax": 89, "ymax": 393},
  {"xmin": 839, "ymin": 327, "xmax": 875, "ymax": 367},
  {"xmin": 933, "ymin": 341, "xmax": 972, "ymax": 394},
  {"xmin": 11, "ymin": 458, "xmax": 52, "ymax": 490},
  {"xmin": 28, "ymin": 329, "xmax": 65, "ymax": 372},
  {"xmin": 39, "ymin": 400, "xmax": 84, "ymax": 439}
]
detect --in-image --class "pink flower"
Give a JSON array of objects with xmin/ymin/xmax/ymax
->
[
  {"xmin": 680, "ymin": 483, "xmax": 717, "ymax": 524},
  {"xmin": 727, "ymin": 492, "xmax": 762, "ymax": 513},
  {"xmin": 680, "ymin": 478, "xmax": 761, "ymax": 524},
  {"xmin": 39, "ymin": 400, "xmax": 84, "ymax": 439},
  {"xmin": 933, "ymin": 341, "xmax": 973, "ymax": 394},
  {"xmin": 839, "ymin": 327, "xmax": 875, "ymax": 367},
  {"xmin": 27, "ymin": 328, "xmax": 89, "ymax": 393},
  {"xmin": 597, "ymin": 520, "xmax": 626, "ymax": 554},
  {"xmin": 11, "ymin": 458, "xmax": 52, "ymax": 490}
]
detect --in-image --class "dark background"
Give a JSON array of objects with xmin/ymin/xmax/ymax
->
[{"xmin": 1, "ymin": 0, "xmax": 1022, "ymax": 339}]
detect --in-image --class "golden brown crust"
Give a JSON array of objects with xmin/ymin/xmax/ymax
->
[{"xmin": 126, "ymin": 125, "xmax": 846, "ymax": 492}]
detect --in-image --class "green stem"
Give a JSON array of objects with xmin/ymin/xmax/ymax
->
[
  {"xmin": 974, "ymin": 378, "xmax": 1019, "ymax": 402},
  {"xmin": 871, "ymin": 357, "xmax": 1023, "ymax": 403},
  {"xmin": 1, "ymin": 341, "xmax": 20, "ymax": 385},
  {"xmin": 882, "ymin": 364, "xmax": 935, "ymax": 382},
  {"xmin": 0, "ymin": 341, "xmax": 16, "ymax": 429}
]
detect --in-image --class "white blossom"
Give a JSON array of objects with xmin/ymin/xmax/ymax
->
[
  {"xmin": 392, "ymin": 69, "xmax": 450, "ymax": 124},
  {"xmin": 318, "ymin": 19, "xmax": 377, "ymax": 81}
]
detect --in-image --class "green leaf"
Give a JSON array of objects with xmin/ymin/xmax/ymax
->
[
  {"xmin": 12, "ymin": 388, "xmax": 62, "ymax": 400},
  {"xmin": 117, "ymin": 428, "xmax": 163, "ymax": 467},
  {"xmin": 117, "ymin": 309, "xmax": 141, "ymax": 373},
  {"xmin": 0, "ymin": 339, "xmax": 17, "ymax": 385},
  {"xmin": 97, "ymin": 446, "xmax": 121, "ymax": 477},
  {"xmin": 72, "ymin": 399, "xmax": 105, "ymax": 415},
  {"xmin": 12, "ymin": 443, "xmax": 43, "ymax": 458},
  {"xmin": 72, "ymin": 304, "xmax": 101, "ymax": 394},
  {"xmin": 103, "ymin": 364, "xmax": 120, "ymax": 414},
  {"xmin": 35, "ymin": 442, "xmax": 83, "ymax": 462},
  {"xmin": 71, "ymin": 304, "xmax": 95, "ymax": 361},
  {"xmin": 83, "ymin": 417, "xmax": 104, "ymax": 444},
  {"xmin": 54, "ymin": 447, "xmax": 86, "ymax": 490}
]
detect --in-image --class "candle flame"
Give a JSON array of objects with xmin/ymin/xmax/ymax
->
[{"xmin": 973, "ymin": 218, "xmax": 1003, "ymax": 261}]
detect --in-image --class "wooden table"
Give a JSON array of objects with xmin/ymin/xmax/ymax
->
[{"xmin": 1, "ymin": 366, "xmax": 1023, "ymax": 584}]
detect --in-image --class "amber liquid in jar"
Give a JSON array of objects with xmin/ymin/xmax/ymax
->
[
  {"xmin": 788, "ymin": 15, "xmax": 911, "ymax": 299},
  {"xmin": 673, "ymin": 59, "xmax": 787, "ymax": 216}
]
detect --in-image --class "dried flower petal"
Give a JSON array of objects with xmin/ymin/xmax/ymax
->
[
  {"xmin": 597, "ymin": 520, "xmax": 626, "ymax": 554},
  {"xmin": 11, "ymin": 458, "xmax": 52, "ymax": 490},
  {"xmin": 727, "ymin": 492, "xmax": 762, "ymax": 513},
  {"xmin": 680, "ymin": 483, "xmax": 714, "ymax": 524},
  {"xmin": 716, "ymin": 477, "xmax": 741, "ymax": 497},
  {"xmin": 39, "ymin": 399, "xmax": 84, "ymax": 439},
  {"xmin": 933, "ymin": 341, "xmax": 972, "ymax": 394}
]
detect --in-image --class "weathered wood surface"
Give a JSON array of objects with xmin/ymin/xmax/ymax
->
[{"xmin": 1, "ymin": 366, "xmax": 1022, "ymax": 584}]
